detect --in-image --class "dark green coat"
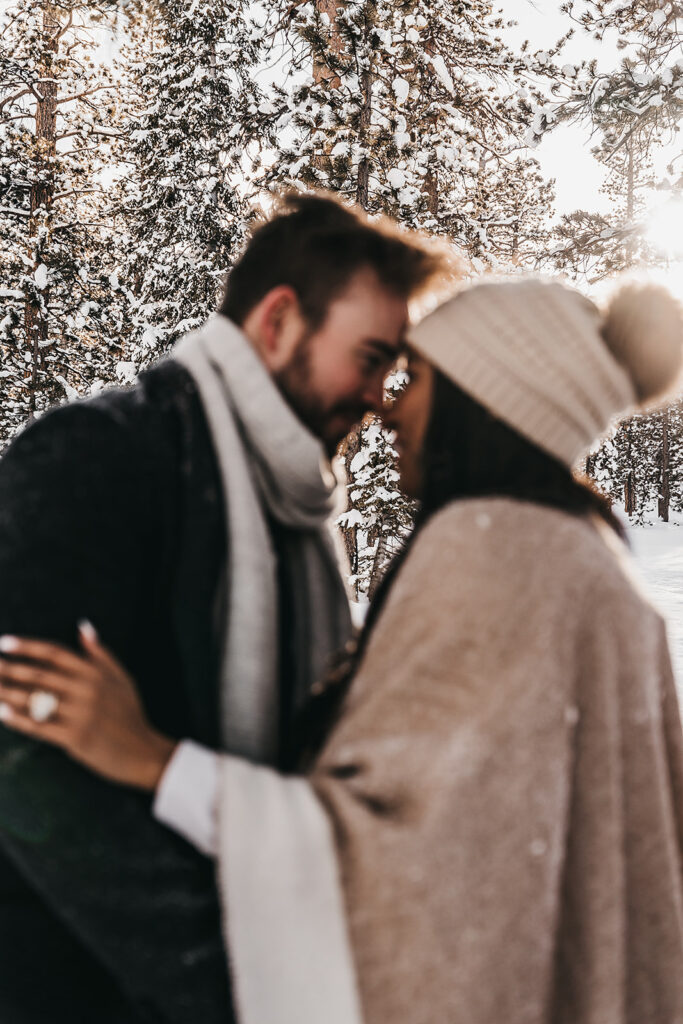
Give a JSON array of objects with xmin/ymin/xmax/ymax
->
[{"xmin": 0, "ymin": 362, "xmax": 233, "ymax": 1023}]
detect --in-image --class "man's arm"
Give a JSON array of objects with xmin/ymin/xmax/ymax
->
[{"xmin": 0, "ymin": 402, "xmax": 232, "ymax": 1023}]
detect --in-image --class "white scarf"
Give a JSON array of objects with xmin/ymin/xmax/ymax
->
[
  {"xmin": 176, "ymin": 316, "xmax": 362, "ymax": 1024},
  {"xmin": 174, "ymin": 315, "xmax": 351, "ymax": 762}
]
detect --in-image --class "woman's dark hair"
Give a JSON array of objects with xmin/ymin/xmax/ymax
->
[
  {"xmin": 419, "ymin": 369, "xmax": 623, "ymax": 532},
  {"xmin": 365, "ymin": 369, "xmax": 624, "ymax": 636},
  {"xmin": 293, "ymin": 369, "xmax": 623, "ymax": 768}
]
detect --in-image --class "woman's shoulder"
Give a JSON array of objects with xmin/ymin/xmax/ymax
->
[
  {"xmin": 408, "ymin": 496, "xmax": 605, "ymax": 566},
  {"xmin": 419, "ymin": 494, "xmax": 599, "ymax": 538},
  {"xmin": 399, "ymin": 498, "xmax": 658, "ymax": 621}
]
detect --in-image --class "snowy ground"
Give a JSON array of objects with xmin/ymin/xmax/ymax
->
[{"xmin": 629, "ymin": 519, "xmax": 683, "ymax": 703}]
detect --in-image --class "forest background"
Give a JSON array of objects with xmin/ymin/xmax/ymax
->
[{"xmin": 1, "ymin": 0, "xmax": 682, "ymax": 597}]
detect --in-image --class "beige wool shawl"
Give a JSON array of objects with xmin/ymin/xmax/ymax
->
[{"xmin": 219, "ymin": 498, "xmax": 683, "ymax": 1024}]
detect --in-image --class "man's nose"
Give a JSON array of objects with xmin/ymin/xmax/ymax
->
[{"xmin": 362, "ymin": 378, "xmax": 385, "ymax": 415}]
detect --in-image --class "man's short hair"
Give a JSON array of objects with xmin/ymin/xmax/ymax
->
[{"xmin": 220, "ymin": 191, "xmax": 446, "ymax": 330}]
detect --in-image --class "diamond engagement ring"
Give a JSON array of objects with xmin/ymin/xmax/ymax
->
[{"xmin": 28, "ymin": 690, "xmax": 59, "ymax": 723}]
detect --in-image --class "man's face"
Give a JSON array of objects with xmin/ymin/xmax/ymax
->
[{"xmin": 274, "ymin": 268, "xmax": 408, "ymax": 455}]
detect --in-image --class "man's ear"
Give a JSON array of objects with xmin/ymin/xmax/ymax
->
[{"xmin": 242, "ymin": 285, "xmax": 305, "ymax": 370}]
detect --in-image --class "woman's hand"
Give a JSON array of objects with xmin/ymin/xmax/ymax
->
[{"xmin": 0, "ymin": 622, "xmax": 176, "ymax": 791}]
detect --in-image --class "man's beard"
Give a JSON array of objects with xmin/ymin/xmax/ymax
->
[{"xmin": 273, "ymin": 335, "xmax": 365, "ymax": 457}]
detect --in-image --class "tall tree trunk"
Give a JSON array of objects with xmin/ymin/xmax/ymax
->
[
  {"xmin": 422, "ymin": 34, "xmax": 439, "ymax": 217},
  {"xmin": 352, "ymin": 58, "xmax": 374, "ymax": 584},
  {"xmin": 25, "ymin": 3, "xmax": 59, "ymax": 415},
  {"xmin": 625, "ymin": 141, "xmax": 635, "ymax": 223},
  {"xmin": 619, "ymin": 152, "xmax": 638, "ymax": 515},
  {"xmin": 624, "ymin": 470, "xmax": 636, "ymax": 517},
  {"xmin": 337, "ymin": 424, "xmax": 363, "ymax": 597},
  {"xmin": 624, "ymin": 419, "xmax": 636, "ymax": 516},
  {"xmin": 312, "ymin": 0, "xmax": 371, "ymax": 586},
  {"xmin": 356, "ymin": 65, "xmax": 372, "ymax": 209},
  {"xmin": 310, "ymin": 1, "xmax": 345, "ymax": 180},
  {"xmin": 658, "ymin": 406, "xmax": 670, "ymax": 522},
  {"xmin": 368, "ymin": 533, "xmax": 390, "ymax": 600},
  {"xmin": 314, "ymin": 0, "xmax": 344, "ymax": 89}
]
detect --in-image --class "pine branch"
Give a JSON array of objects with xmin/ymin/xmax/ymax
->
[
  {"xmin": 52, "ymin": 9, "xmax": 74, "ymax": 44},
  {"xmin": 55, "ymin": 84, "xmax": 115, "ymax": 105},
  {"xmin": 266, "ymin": 0, "xmax": 312, "ymax": 41},
  {"xmin": 0, "ymin": 86, "xmax": 32, "ymax": 112},
  {"xmin": 52, "ymin": 188, "xmax": 104, "ymax": 201},
  {"xmin": 0, "ymin": 206, "xmax": 30, "ymax": 218}
]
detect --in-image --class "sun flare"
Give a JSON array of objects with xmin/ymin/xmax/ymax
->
[{"xmin": 645, "ymin": 199, "xmax": 683, "ymax": 260}]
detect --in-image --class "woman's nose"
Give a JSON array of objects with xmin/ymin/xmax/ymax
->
[{"xmin": 363, "ymin": 389, "xmax": 384, "ymax": 415}]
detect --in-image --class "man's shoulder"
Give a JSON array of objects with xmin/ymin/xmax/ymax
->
[
  {"xmin": 3, "ymin": 360, "xmax": 199, "ymax": 470},
  {"xmin": 68, "ymin": 359, "xmax": 197, "ymax": 434}
]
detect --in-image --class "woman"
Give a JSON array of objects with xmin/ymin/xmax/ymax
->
[{"xmin": 1, "ymin": 276, "xmax": 682, "ymax": 1024}]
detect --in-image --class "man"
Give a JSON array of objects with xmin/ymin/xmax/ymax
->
[{"xmin": 0, "ymin": 192, "xmax": 442, "ymax": 1023}]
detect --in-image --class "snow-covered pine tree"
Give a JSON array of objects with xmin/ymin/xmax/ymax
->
[
  {"xmin": 664, "ymin": 398, "xmax": 683, "ymax": 518},
  {"xmin": 268, "ymin": 0, "xmax": 569, "ymax": 594},
  {"xmin": 553, "ymin": 0, "xmax": 683, "ymax": 520},
  {"xmin": 337, "ymin": 416, "xmax": 415, "ymax": 597},
  {"xmin": 467, "ymin": 154, "xmax": 556, "ymax": 267},
  {"xmin": 0, "ymin": 1, "xmax": 124, "ymax": 446},
  {"xmin": 549, "ymin": 64, "xmax": 680, "ymax": 279},
  {"xmin": 587, "ymin": 411, "xmax": 648, "ymax": 521},
  {"xmin": 548, "ymin": 127, "xmax": 661, "ymax": 519},
  {"xmin": 335, "ymin": 365, "xmax": 417, "ymax": 600},
  {"xmin": 558, "ymin": 0, "xmax": 682, "ymax": 187},
  {"xmin": 270, "ymin": 0, "xmax": 567, "ymax": 249},
  {"xmin": 585, "ymin": 400, "xmax": 683, "ymax": 523},
  {"xmin": 543, "ymin": 1, "xmax": 682, "ymax": 280},
  {"xmin": 111, "ymin": 0, "xmax": 271, "ymax": 368}
]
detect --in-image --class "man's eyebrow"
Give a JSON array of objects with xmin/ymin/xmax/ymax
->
[{"xmin": 363, "ymin": 338, "xmax": 403, "ymax": 358}]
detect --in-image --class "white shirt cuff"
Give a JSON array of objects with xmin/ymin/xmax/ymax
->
[{"xmin": 152, "ymin": 739, "xmax": 220, "ymax": 858}]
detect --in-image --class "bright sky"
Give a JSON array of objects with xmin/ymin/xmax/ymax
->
[
  {"xmin": 502, "ymin": 1, "xmax": 683, "ymax": 301},
  {"xmin": 500, "ymin": 0, "xmax": 624, "ymax": 215},
  {"xmin": 500, "ymin": 0, "xmax": 681, "ymax": 219}
]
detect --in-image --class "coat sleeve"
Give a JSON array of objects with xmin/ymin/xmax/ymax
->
[
  {"xmin": 0, "ymin": 404, "xmax": 231, "ymax": 1023},
  {"xmin": 310, "ymin": 505, "xmax": 580, "ymax": 1024}
]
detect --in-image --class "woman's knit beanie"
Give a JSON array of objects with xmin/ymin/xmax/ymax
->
[{"xmin": 407, "ymin": 276, "xmax": 683, "ymax": 469}]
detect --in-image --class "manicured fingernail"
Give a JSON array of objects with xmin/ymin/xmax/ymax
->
[
  {"xmin": 0, "ymin": 637, "xmax": 19, "ymax": 654},
  {"xmin": 0, "ymin": 702, "xmax": 13, "ymax": 721},
  {"xmin": 78, "ymin": 620, "xmax": 98, "ymax": 641}
]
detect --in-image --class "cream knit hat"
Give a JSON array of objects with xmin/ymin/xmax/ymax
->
[{"xmin": 408, "ymin": 276, "xmax": 683, "ymax": 469}]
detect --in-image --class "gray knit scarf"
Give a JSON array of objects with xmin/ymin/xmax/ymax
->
[{"xmin": 174, "ymin": 315, "xmax": 352, "ymax": 763}]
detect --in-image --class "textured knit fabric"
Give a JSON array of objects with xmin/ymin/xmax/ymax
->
[
  {"xmin": 408, "ymin": 278, "xmax": 637, "ymax": 468},
  {"xmin": 175, "ymin": 316, "xmax": 351, "ymax": 762},
  {"xmin": 310, "ymin": 498, "xmax": 683, "ymax": 1024}
]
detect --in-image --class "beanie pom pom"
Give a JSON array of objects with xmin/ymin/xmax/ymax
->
[{"xmin": 601, "ymin": 283, "xmax": 683, "ymax": 404}]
